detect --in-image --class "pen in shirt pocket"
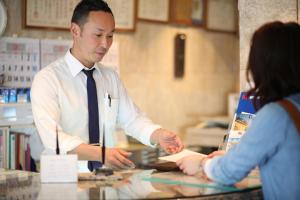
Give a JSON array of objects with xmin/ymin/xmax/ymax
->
[
  {"xmin": 108, "ymin": 94, "xmax": 111, "ymax": 107},
  {"xmin": 105, "ymin": 92, "xmax": 111, "ymax": 107}
]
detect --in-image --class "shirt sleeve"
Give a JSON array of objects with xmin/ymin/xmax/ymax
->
[
  {"xmin": 204, "ymin": 103, "xmax": 288, "ymax": 185},
  {"xmin": 31, "ymin": 69, "xmax": 85, "ymax": 153},
  {"xmin": 112, "ymin": 71, "xmax": 161, "ymax": 147}
]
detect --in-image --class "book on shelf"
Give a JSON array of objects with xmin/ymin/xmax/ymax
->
[
  {"xmin": 0, "ymin": 127, "xmax": 31, "ymax": 170},
  {"xmin": 9, "ymin": 133, "xmax": 16, "ymax": 169},
  {"xmin": 0, "ymin": 127, "xmax": 10, "ymax": 168}
]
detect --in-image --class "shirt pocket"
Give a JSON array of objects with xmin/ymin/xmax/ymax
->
[{"xmin": 104, "ymin": 98, "xmax": 119, "ymax": 147}]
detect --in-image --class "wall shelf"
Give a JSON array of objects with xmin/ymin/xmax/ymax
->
[{"xmin": 0, "ymin": 102, "xmax": 33, "ymax": 127}]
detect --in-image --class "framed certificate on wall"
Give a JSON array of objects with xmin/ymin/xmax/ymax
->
[
  {"xmin": 170, "ymin": 0, "xmax": 205, "ymax": 26},
  {"xmin": 298, "ymin": 0, "xmax": 300, "ymax": 24},
  {"xmin": 106, "ymin": 0, "xmax": 136, "ymax": 31},
  {"xmin": 24, "ymin": 0, "xmax": 79, "ymax": 30},
  {"xmin": 24, "ymin": 0, "xmax": 136, "ymax": 32},
  {"xmin": 137, "ymin": 0, "xmax": 169, "ymax": 23},
  {"xmin": 205, "ymin": 0, "xmax": 238, "ymax": 33}
]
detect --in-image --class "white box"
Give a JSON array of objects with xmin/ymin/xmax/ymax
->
[{"xmin": 40, "ymin": 154, "xmax": 78, "ymax": 183}]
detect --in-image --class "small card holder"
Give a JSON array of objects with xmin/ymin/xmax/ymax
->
[{"xmin": 40, "ymin": 154, "xmax": 78, "ymax": 183}]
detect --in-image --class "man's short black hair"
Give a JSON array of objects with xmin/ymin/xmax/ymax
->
[{"xmin": 71, "ymin": 0, "xmax": 113, "ymax": 27}]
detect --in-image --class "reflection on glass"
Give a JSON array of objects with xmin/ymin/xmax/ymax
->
[{"xmin": 1, "ymin": 168, "xmax": 260, "ymax": 200}]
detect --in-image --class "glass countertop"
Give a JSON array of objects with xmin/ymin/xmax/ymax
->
[{"xmin": 0, "ymin": 168, "xmax": 262, "ymax": 200}]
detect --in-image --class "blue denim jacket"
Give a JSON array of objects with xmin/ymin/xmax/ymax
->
[{"xmin": 206, "ymin": 93, "xmax": 300, "ymax": 200}]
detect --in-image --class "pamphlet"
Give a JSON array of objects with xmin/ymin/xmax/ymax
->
[{"xmin": 225, "ymin": 92, "xmax": 257, "ymax": 151}]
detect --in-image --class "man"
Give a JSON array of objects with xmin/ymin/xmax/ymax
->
[{"xmin": 31, "ymin": 0, "xmax": 183, "ymax": 171}]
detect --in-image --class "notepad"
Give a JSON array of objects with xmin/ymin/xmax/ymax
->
[{"xmin": 159, "ymin": 149, "xmax": 207, "ymax": 162}]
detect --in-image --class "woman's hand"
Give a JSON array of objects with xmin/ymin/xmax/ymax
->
[
  {"xmin": 176, "ymin": 155, "xmax": 205, "ymax": 176},
  {"xmin": 207, "ymin": 150, "xmax": 226, "ymax": 158}
]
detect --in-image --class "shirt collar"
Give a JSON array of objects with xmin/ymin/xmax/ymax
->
[{"xmin": 64, "ymin": 49, "xmax": 99, "ymax": 77}]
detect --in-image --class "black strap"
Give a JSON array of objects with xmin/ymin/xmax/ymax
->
[{"xmin": 278, "ymin": 99, "xmax": 300, "ymax": 134}]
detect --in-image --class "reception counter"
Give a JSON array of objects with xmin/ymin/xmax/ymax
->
[{"xmin": 0, "ymin": 168, "xmax": 262, "ymax": 199}]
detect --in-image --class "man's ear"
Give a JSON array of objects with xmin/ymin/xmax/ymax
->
[{"xmin": 70, "ymin": 23, "xmax": 81, "ymax": 38}]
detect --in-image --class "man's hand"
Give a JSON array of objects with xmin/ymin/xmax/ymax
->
[
  {"xmin": 105, "ymin": 148, "xmax": 135, "ymax": 170},
  {"xmin": 151, "ymin": 128, "xmax": 184, "ymax": 154},
  {"xmin": 68, "ymin": 144, "xmax": 135, "ymax": 170}
]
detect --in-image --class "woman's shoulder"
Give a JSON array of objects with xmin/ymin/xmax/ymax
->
[
  {"xmin": 287, "ymin": 93, "xmax": 300, "ymax": 110},
  {"xmin": 258, "ymin": 101, "xmax": 286, "ymax": 116},
  {"xmin": 255, "ymin": 93, "xmax": 300, "ymax": 125},
  {"xmin": 264, "ymin": 94, "xmax": 300, "ymax": 114},
  {"xmin": 252, "ymin": 101, "xmax": 289, "ymax": 131}
]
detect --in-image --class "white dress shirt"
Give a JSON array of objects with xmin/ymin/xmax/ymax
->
[{"xmin": 31, "ymin": 50, "xmax": 160, "ymax": 155}]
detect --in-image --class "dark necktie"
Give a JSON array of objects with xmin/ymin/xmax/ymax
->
[{"xmin": 82, "ymin": 68, "xmax": 102, "ymax": 171}]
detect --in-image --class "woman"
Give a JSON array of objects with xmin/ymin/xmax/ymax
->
[{"xmin": 177, "ymin": 21, "xmax": 300, "ymax": 200}]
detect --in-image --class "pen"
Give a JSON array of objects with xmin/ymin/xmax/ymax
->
[
  {"xmin": 101, "ymin": 92, "xmax": 110, "ymax": 166},
  {"xmin": 102, "ymin": 188, "xmax": 106, "ymax": 200},
  {"xmin": 102, "ymin": 124, "xmax": 105, "ymax": 165},
  {"xmin": 56, "ymin": 127, "xmax": 60, "ymax": 155},
  {"xmin": 108, "ymin": 93, "xmax": 111, "ymax": 107}
]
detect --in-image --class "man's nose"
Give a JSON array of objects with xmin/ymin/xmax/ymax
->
[{"xmin": 99, "ymin": 37, "xmax": 109, "ymax": 49}]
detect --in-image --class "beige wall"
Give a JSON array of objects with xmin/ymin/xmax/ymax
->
[
  {"xmin": 3, "ymin": 0, "xmax": 239, "ymax": 135},
  {"xmin": 239, "ymin": 0, "xmax": 298, "ymax": 91}
]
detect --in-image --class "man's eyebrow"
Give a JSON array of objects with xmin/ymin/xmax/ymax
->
[
  {"xmin": 95, "ymin": 28, "xmax": 104, "ymax": 31},
  {"xmin": 95, "ymin": 28, "xmax": 115, "ymax": 33}
]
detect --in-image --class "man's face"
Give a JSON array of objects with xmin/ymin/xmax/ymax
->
[{"xmin": 72, "ymin": 11, "xmax": 115, "ymax": 67}]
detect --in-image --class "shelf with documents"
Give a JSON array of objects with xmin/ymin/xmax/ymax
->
[
  {"xmin": 0, "ymin": 103, "xmax": 33, "ymax": 126},
  {"xmin": 0, "ymin": 102, "xmax": 35, "ymax": 171},
  {"xmin": 0, "ymin": 102, "xmax": 31, "ymax": 107}
]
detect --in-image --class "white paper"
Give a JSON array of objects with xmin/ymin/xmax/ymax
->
[
  {"xmin": 40, "ymin": 154, "xmax": 78, "ymax": 183},
  {"xmin": 159, "ymin": 149, "xmax": 206, "ymax": 162}
]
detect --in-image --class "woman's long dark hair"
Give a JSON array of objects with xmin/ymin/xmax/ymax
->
[{"xmin": 246, "ymin": 21, "xmax": 300, "ymax": 108}]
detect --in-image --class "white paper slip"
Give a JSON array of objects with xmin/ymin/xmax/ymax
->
[
  {"xmin": 159, "ymin": 149, "xmax": 207, "ymax": 162},
  {"xmin": 40, "ymin": 154, "xmax": 78, "ymax": 183}
]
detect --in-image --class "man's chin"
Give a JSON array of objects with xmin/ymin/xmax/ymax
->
[
  {"xmin": 93, "ymin": 57, "xmax": 104, "ymax": 63},
  {"xmin": 94, "ymin": 54, "xmax": 105, "ymax": 62}
]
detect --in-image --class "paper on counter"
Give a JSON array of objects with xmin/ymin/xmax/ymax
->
[{"xmin": 159, "ymin": 149, "xmax": 207, "ymax": 162}]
